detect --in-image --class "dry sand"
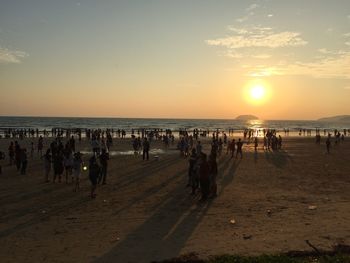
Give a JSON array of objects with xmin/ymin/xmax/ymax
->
[{"xmin": 0, "ymin": 136, "xmax": 350, "ymax": 262}]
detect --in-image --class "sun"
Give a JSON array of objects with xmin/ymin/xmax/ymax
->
[
  {"xmin": 250, "ymin": 85, "xmax": 265, "ymax": 100},
  {"xmin": 243, "ymin": 80, "xmax": 271, "ymax": 106}
]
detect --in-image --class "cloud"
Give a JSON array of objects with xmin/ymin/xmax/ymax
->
[
  {"xmin": 252, "ymin": 54, "xmax": 271, "ymax": 59},
  {"xmin": 248, "ymin": 51, "xmax": 350, "ymax": 79},
  {"xmin": 318, "ymin": 48, "xmax": 346, "ymax": 55},
  {"xmin": 0, "ymin": 47, "xmax": 28, "ymax": 64},
  {"xmin": 345, "ymin": 86, "xmax": 350, "ymax": 90},
  {"xmin": 236, "ymin": 3, "xmax": 259, "ymax": 23},
  {"xmin": 267, "ymin": 14, "xmax": 274, "ymax": 18},
  {"xmin": 236, "ymin": 16, "xmax": 249, "ymax": 23},
  {"xmin": 206, "ymin": 26, "xmax": 307, "ymax": 49},
  {"xmin": 246, "ymin": 3, "xmax": 259, "ymax": 12}
]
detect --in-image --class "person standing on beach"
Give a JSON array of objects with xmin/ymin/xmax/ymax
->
[
  {"xmin": 254, "ymin": 137, "xmax": 258, "ymax": 151},
  {"xmin": 38, "ymin": 136, "xmax": 44, "ymax": 158},
  {"xmin": 15, "ymin": 141, "xmax": 21, "ymax": 171},
  {"xmin": 236, "ymin": 139, "xmax": 243, "ymax": 159},
  {"xmin": 89, "ymin": 156, "xmax": 100, "ymax": 198},
  {"xmin": 20, "ymin": 149, "xmax": 28, "ymax": 175},
  {"xmin": 199, "ymin": 153, "xmax": 210, "ymax": 201},
  {"xmin": 188, "ymin": 148, "xmax": 197, "ymax": 187},
  {"xmin": 44, "ymin": 149, "xmax": 51, "ymax": 182},
  {"xmin": 8, "ymin": 142, "xmax": 14, "ymax": 165},
  {"xmin": 143, "ymin": 137, "xmax": 150, "ymax": 161},
  {"xmin": 326, "ymin": 136, "xmax": 331, "ymax": 154},
  {"xmin": 63, "ymin": 149, "xmax": 74, "ymax": 184},
  {"xmin": 53, "ymin": 151, "xmax": 64, "ymax": 183},
  {"xmin": 73, "ymin": 152, "xmax": 82, "ymax": 191},
  {"xmin": 99, "ymin": 149, "xmax": 109, "ymax": 184}
]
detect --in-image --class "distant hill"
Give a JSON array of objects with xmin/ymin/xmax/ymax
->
[
  {"xmin": 235, "ymin": 115, "xmax": 259, "ymax": 121},
  {"xmin": 317, "ymin": 115, "xmax": 350, "ymax": 122}
]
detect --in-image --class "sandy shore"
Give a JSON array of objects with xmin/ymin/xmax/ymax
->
[{"xmin": 0, "ymin": 136, "xmax": 350, "ymax": 262}]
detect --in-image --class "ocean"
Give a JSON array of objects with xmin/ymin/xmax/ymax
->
[{"xmin": 0, "ymin": 116, "xmax": 349, "ymax": 133}]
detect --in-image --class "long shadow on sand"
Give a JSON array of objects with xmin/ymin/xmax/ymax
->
[
  {"xmin": 0, "ymin": 156, "xmax": 187, "ymax": 240},
  {"xmin": 95, "ymin": 156, "xmax": 241, "ymax": 263},
  {"xmin": 264, "ymin": 149, "xmax": 292, "ymax": 169}
]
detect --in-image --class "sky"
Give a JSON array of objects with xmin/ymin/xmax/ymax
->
[{"xmin": 0, "ymin": 0, "xmax": 349, "ymax": 120}]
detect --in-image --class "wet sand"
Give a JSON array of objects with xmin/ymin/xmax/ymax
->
[{"xmin": 0, "ymin": 136, "xmax": 350, "ymax": 262}]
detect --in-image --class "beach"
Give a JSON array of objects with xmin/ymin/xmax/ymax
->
[{"xmin": 0, "ymin": 136, "xmax": 350, "ymax": 262}]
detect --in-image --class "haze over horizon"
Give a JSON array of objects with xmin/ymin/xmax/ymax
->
[{"xmin": 1, "ymin": 0, "xmax": 350, "ymax": 120}]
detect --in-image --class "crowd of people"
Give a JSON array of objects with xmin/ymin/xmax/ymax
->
[{"xmin": 0, "ymin": 126, "xmax": 348, "ymax": 201}]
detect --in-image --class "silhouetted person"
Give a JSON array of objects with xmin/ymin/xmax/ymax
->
[
  {"xmin": 15, "ymin": 141, "xmax": 21, "ymax": 171},
  {"xmin": 20, "ymin": 149, "xmax": 28, "ymax": 175},
  {"xmin": 236, "ymin": 139, "xmax": 243, "ymax": 159},
  {"xmin": 326, "ymin": 136, "xmax": 331, "ymax": 154},
  {"xmin": 199, "ymin": 153, "xmax": 210, "ymax": 201},
  {"xmin": 53, "ymin": 151, "xmax": 64, "ymax": 183},
  {"xmin": 188, "ymin": 148, "xmax": 197, "ymax": 187},
  {"xmin": 89, "ymin": 156, "xmax": 100, "ymax": 198},
  {"xmin": 254, "ymin": 137, "xmax": 258, "ymax": 151},
  {"xmin": 143, "ymin": 138, "xmax": 150, "ymax": 160},
  {"xmin": 99, "ymin": 149, "xmax": 109, "ymax": 184},
  {"xmin": 44, "ymin": 149, "xmax": 51, "ymax": 182},
  {"xmin": 8, "ymin": 141, "xmax": 14, "ymax": 165},
  {"xmin": 73, "ymin": 152, "xmax": 82, "ymax": 191}
]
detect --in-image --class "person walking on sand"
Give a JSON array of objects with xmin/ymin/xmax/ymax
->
[
  {"xmin": 143, "ymin": 137, "xmax": 150, "ymax": 161},
  {"xmin": 236, "ymin": 138, "xmax": 243, "ymax": 159},
  {"xmin": 89, "ymin": 156, "xmax": 100, "ymax": 199}
]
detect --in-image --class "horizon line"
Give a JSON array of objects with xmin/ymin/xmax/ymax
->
[{"xmin": 0, "ymin": 114, "xmax": 348, "ymax": 122}]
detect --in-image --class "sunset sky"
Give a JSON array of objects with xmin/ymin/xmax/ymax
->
[{"xmin": 1, "ymin": 0, "xmax": 349, "ymax": 120}]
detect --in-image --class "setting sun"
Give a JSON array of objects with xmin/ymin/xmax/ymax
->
[
  {"xmin": 244, "ymin": 80, "xmax": 271, "ymax": 106},
  {"xmin": 250, "ymin": 85, "xmax": 265, "ymax": 100}
]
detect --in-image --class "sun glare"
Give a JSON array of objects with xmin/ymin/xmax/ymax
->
[
  {"xmin": 244, "ymin": 80, "xmax": 271, "ymax": 106},
  {"xmin": 250, "ymin": 85, "xmax": 265, "ymax": 100}
]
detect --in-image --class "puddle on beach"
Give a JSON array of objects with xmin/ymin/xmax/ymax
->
[{"xmin": 79, "ymin": 148, "xmax": 169, "ymax": 156}]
